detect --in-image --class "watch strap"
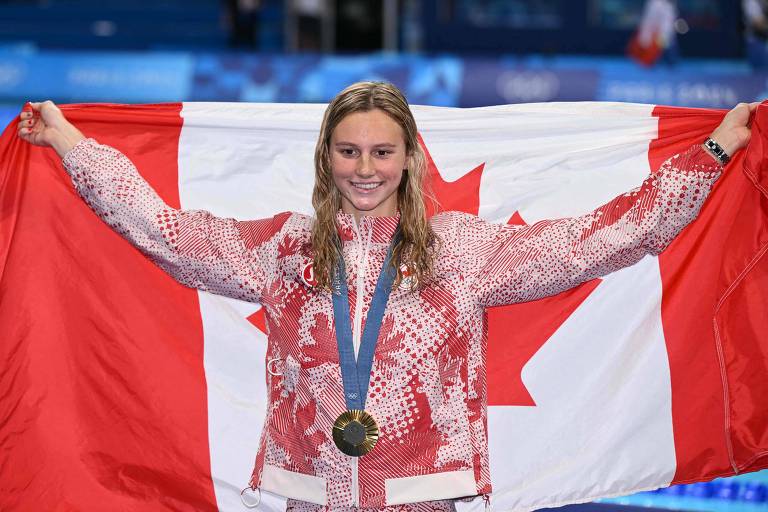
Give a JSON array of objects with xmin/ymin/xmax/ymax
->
[{"xmin": 703, "ymin": 137, "xmax": 730, "ymax": 165}]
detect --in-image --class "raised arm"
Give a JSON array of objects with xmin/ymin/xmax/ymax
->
[
  {"xmin": 18, "ymin": 101, "xmax": 290, "ymax": 303},
  {"xmin": 459, "ymin": 102, "xmax": 757, "ymax": 307}
]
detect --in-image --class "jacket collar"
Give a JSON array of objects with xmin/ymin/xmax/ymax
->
[{"xmin": 335, "ymin": 211, "xmax": 400, "ymax": 245}]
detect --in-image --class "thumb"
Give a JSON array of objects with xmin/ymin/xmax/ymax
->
[{"xmin": 26, "ymin": 101, "xmax": 44, "ymax": 112}]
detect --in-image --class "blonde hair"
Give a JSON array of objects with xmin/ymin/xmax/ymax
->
[{"xmin": 311, "ymin": 81, "xmax": 438, "ymax": 291}]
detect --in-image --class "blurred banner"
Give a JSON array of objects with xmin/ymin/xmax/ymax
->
[
  {"xmin": 0, "ymin": 52, "xmax": 193, "ymax": 102},
  {"xmin": 0, "ymin": 51, "xmax": 765, "ymax": 109}
]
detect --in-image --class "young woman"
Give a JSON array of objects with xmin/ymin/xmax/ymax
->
[{"xmin": 18, "ymin": 83, "xmax": 755, "ymax": 511}]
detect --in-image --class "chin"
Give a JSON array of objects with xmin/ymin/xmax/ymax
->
[
  {"xmin": 345, "ymin": 196, "xmax": 396, "ymax": 217},
  {"xmin": 351, "ymin": 205, "xmax": 380, "ymax": 216}
]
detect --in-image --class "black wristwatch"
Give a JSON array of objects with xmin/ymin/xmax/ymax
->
[{"xmin": 703, "ymin": 137, "xmax": 730, "ymax": 165}]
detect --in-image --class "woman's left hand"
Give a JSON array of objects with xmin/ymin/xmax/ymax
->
[{"xmin": 709, "ymin": 102, "xmax": 760, "ymax": 158}]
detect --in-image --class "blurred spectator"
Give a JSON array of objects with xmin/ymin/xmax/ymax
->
[
  {"xmin": 293, "ymin": 0, "xmax": 325, "ymax": 51},
  {"xmin": 636, "ymin": 0, "xmax": 680, "ymax": 65},
  {"xmin": 225, "ymin": 0, "xmax": 262, "ymax": 49},
  {"xmin": 335, "ymin": 0, "xmax": 383, "ymax": 52},
  {"xmin": 744, "ymin": 0, "xmax": 768, "ymax": 68}
]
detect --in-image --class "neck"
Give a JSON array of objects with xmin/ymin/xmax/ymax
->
[{"xmin": 341, "ymin": 207, "xmax": 398, "ymax": 225}]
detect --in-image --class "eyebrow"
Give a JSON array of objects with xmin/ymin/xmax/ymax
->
[{"xmin": 334, "ymin": 142, "xmax": 397, "ymax": 148}]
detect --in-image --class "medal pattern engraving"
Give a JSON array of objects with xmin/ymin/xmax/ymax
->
[{"xmin": 332, "ymin": 410, "xmax": 379, "ymax": 457}]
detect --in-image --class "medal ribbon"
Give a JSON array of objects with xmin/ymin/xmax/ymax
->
[{"xmin": 332, "ymin": 229, "xmax": 400, "ymax": 411}]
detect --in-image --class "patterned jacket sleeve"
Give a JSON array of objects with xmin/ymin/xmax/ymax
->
[
  {"xmin": 458, "ymin": 144, "xmax": 722, "ymax": 307},
  {"xmin": 62, "ymin": 138, "xmax": 290, "ymax": 303}
]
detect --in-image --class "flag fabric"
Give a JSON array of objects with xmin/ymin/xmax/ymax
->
[{"xmin": 1, "ymin": 101, "xmax": 767, "ymax": 512}]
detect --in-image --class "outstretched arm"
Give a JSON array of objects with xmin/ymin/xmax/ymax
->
[
  {"xmin": 462, "ymin": 102, "xmax": 757, "ymax": 307},
  {"xmin": 18, "ymin": 101, "xmax": 289, "ymax": 303}
]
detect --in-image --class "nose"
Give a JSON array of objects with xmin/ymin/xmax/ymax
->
[{"xmin": 356, "ymin": 154, "xmax": 375, "ymax": 178}]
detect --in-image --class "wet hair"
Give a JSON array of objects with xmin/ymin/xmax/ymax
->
[{"xmin": 310, "ymin": 81, "xmax": 438, "ymax": 290}]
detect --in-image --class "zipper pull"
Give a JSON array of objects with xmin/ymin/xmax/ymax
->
[{"xmin": 483, "ymin": 494, "xmax": 491, "ymax": 511}]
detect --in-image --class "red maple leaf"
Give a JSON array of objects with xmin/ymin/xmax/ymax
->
[
  {"xmin": 247, "ymin": 138, "xmax": 601, "ymax": 408},
  {"xmin": 247, "ymin": 308, "xmax": 267, "ymax": 334},
  {"xmin": 418, "ymin": 134, "xmax": 485, "ymax": 216},
  {"xmin": 420, "ymin": 134, "xmax": 602, "ymax": 406},
  {"xmin": 486, "ymin": 212, "xmax": 602, "ymax": 406}
]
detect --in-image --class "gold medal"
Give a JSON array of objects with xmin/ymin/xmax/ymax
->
[{"xmin": 332, "ymin": 410, "xmax": 379, "ymax": 457}]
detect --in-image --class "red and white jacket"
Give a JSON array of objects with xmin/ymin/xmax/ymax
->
[{"xmin": 62, "ymin": 139, "xmax": 721, "ymax": 510}]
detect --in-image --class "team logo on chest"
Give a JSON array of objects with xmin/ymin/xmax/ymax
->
[
  {"xmin": 400, "ymin": 263, "xmax": 416, "ymax": 290},
  {"xmin": 302, "ymin": 261, "xmax": 318, "ymax": 288}
]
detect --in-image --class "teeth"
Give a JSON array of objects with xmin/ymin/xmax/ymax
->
[{"xmin": 353, "ymin": 183, "xmax": 381, "ymax": 190}]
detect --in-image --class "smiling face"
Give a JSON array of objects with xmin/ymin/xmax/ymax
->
[{"xmin": 330, "ymin": 109, "xmax": 409, "ymax": 221}]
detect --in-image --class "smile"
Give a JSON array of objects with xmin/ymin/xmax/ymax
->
[{"xmin": 352, "ymin": 182, "xmax": 382, "ymax": 190}]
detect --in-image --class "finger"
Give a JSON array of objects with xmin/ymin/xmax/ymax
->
[
  {"xmin": 734, "ymin": 102, "xmax": 751, "ymax": 114},
  {"xmin": 20, "ymin": 127, "xmax": 41, "ymax": 144},
  {"xmin": 19, "ymin": 121, "xmax": 38, "ymax": 134},
  {"xmin": 20, "ymin": 102, "xmax": 35, "ymax": 120},
  {"xmin": 731, "ymin": 102, "xmax": 754, "ymax": 122},
  {"xmin": 27, "ymin": 101, "xmax": 45, "ymax": 114}
]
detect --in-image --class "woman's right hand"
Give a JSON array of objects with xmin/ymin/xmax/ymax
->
[{"xmin": 17, "ymin": 100, "xmax": 85, "ymax": 158}]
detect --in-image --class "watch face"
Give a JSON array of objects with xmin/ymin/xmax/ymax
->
[{"xmin": 706, "ymin": 138, "xmax": 729, "ymax": 164}]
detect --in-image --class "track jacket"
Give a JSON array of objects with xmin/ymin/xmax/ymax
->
[{"xmin": 62, "ymin": 139, "xmax": 722, "ymax": 509}]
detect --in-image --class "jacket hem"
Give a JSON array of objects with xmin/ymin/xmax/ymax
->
[
  {"xmin": 384, "ymin": 469, "xmax": 477, "ymax": 505},
  {"xmin": 260, "ymin": 464, "xmax": 328, "ymax": 505}
]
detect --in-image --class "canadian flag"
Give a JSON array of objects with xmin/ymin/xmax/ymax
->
[{"xmin": 1, "ymin": 101, "xmax": 766, "ymax": 512}]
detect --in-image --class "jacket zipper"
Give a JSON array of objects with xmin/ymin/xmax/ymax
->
[
  {"xmin": 352, "ymin": 218, "xmax": 372, "ymax": 357},
  {"xmin": 351, "ymin": 457, "xmax": 360, "ymax": 507},
  {"xmin": 349, "ymin": 218, "xmax": 372, "ymax": 507}
]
